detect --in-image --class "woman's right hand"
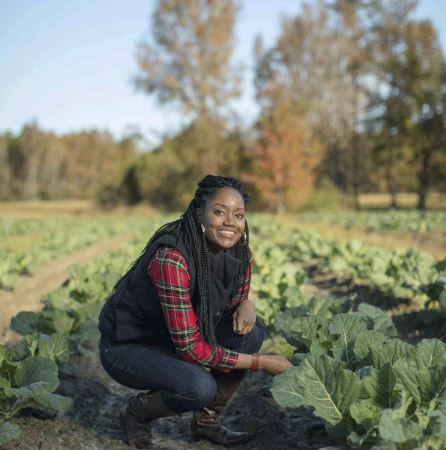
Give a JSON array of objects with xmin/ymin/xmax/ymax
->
[{"xmin": 259, "ymin": 354, "xmax": 293, "ymax": 375}]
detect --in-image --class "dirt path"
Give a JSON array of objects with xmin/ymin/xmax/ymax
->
[{"xmin": 0, "ymin": 232, "xmax": 134, "ymax": 344}]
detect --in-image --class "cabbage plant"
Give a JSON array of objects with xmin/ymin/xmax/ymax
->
[
  {"xmin": 0, "ymin": 334, "xmax": 72, "ymax": 445},
  {"xmin": 271, "ymin": 304, "xmax": 446, "ymax": 449}
]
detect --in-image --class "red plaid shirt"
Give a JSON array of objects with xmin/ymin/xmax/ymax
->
[{"xmin": 147, "ymin": 247, "xmax": 251, "ymax": 370}]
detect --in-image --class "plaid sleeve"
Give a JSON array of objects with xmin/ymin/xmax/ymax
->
[{"xmin": 147, "ymin": 247, "xmax": 239, "ymax": 370}]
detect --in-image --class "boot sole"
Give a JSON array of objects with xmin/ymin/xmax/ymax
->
[
  {"xmin": 191, "ymin": 429, "xmax": 256, "ymax": 446},
  {"xmin": 120, "ymin": 409, "xmax": 153, "ymax": 449}
]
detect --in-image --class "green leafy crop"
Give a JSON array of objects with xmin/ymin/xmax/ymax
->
[
  {"xmin": 271, "ymin": 304, "xmax": 446, "ymax": 449},
  {"xmin": 0, "ymin": 334, "xmax": 73, "ymax": 445}
]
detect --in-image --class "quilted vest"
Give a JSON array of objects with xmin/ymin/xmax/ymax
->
[{"xmin": 98, "ymin": 230, "xmax": 240, "ymax": 344}]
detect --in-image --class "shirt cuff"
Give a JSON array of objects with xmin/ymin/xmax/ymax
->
[{"xmin": 217, "ymin": 347, "xmax": 239, "ymax": 371}]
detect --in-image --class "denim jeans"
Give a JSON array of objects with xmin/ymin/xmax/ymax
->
[{"xmin": 99, "ymin": 310, "xmax": 265, "ymax": 413}]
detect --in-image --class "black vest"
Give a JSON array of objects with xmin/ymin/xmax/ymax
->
[{"xmin": 98, "ymin": 230, "xmax": 241, "ymax": 344}]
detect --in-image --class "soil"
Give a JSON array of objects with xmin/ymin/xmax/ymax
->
[
  {"xmin": 0, "ymin": 232, "xmax": 134, "ymax": 345},
  {"xmin": 304, "ymin": 261, "xmax": 446, "ymax": 344}
]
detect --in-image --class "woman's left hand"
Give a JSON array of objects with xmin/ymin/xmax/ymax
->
[{"xmin": 233, "ymin": 300, "xmax": 257, "ymax": 335}]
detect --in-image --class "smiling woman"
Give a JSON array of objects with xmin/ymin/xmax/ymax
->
[
  {"xmin": 97, "ymin": 174, "xmax": 292, "ymax": 448},
  {"xmin": 197, "ymin": 186, "xmax": 246, "ymax": 250}
]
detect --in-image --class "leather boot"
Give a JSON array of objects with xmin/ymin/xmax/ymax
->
[
  {"xmin": 120, "ymin": 390, "xmax": 176, "ymax": 449},
  {"xmin": 191, "ymin": 371, "xmax": 255, "ymax": 446}
]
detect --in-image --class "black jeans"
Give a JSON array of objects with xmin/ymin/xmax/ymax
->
[{"xmin": 99, "ymin": 311, "xmax": 265, "ymax": 413}]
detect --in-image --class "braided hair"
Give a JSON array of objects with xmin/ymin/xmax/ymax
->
[
  {"xmin": 182, "ymin": 175, "xmax": 251, "ymax": 348},
  {"xmin": 116, "ymin": 175, "xmax": 252, "ymax": 348}
]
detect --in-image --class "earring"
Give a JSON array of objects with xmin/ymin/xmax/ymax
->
[{"xmin": 201, "ymin": 223, "xmax": 205, "ymax": 234}]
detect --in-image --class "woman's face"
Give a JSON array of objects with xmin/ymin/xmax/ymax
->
[{"xmin": 198, "ymin": 187, "xmax": 246, "ymax": 250}]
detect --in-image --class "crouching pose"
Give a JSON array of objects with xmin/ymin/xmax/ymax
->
[{"xmin": 98, "ymin": 175, "xmax": 292, "ymax": 448}]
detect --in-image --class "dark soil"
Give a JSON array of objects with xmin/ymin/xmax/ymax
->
[
  {"xmin": 3, "ymin": 351, "xmax": 346, "ymax": 450},
  {"xmin": 304, "ymin": 261, "xmax": 446, "ymax": 344}
]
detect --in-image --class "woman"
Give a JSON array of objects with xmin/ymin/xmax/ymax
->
[{"xmin": 98, "ymin": 175, "xmax": 292, "ymax": 449}]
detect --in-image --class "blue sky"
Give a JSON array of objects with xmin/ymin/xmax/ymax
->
[{"xmin": 1, "ymin": 0, "xmax": 444, "ymax": 147}]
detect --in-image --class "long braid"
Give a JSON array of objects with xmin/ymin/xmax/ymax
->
[
  {"xmin": 231, "ymin": 220, "xmax": 251, "ymax": 305},
  {"xmin": 185, "ymin": 175, "xmax": 251, "ymax": 348},
  {"xmin": 182, "ymin": 201, "xmax": 215, "ymax": 345}
]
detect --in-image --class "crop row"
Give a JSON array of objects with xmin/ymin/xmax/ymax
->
[
  {"xmin": 0, "ymin": 217, "xmax": 51, "ymax": 239},
  {"xmin": 286, "ymin": 227, "xmax": 446, "ymax": 310},
  {"xmin": 298, "ymin": 210, "xmax": 446, "ymax": 233},
  {"xmin": 272, "ymin": 297, "xmax": 446, "ymax": 449},
  {"xmin": 0, "ymin": 216, "xmax": 150, "ymax": 289},
  {"xmin": 252, "ymin": 220, "xmax": 446, "ymax": 448},
  {"xmin": 0, "ymin": 218, "xmax": 163, "ymax": 444}
]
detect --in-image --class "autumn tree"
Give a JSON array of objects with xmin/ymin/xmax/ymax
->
[
  {"xmin": 2, "ymin": 133, "xmax": 24, "ymax": 198},
  {"xmin": 134, "ymin": 0, "xmax": 241, "ymax": 178},
  {"xmin": 366, "ymin": 0, "xmax": 446, "ymax": 208},
  {"xmin": 243, "ymin": 101, "xmax": 321, "ymax": 213},
  {"xmin": 404, "ymin": 20, "xmax": 445, "ymax": 209},
  {"xmin": 254, "ymin": 0, "xmax": 368, "ymax": 207},
  {"xmin": 0, "ymin": 135, "xmax": 11, "ymax": 200},
  {"xmin": 0, "ymin": 124, "xmax": 138, "ymax": 202},
  {"xmin": 18, "ymin": 123, "xmax": 47, "ymax": 199},
  {"xmin": 135, "ymin": 119, "xmax": 245, "ymax": 210},
  {"xmin": 135, "ymin": 0, "xmax": 240, "ymax": 119}
]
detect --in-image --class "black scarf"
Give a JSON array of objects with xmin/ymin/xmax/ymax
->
[{"xmin": 208, "ymin": 246, "xmax": 241, "ymax": 315}]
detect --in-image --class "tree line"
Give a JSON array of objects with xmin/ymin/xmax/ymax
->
[
  {"xmin": 1, "ymin": 0, "xmax": 445, "ymax": 211},
  {"xmin": 0, "ymin": 123, "xmax": 138, "ymax": 202}
]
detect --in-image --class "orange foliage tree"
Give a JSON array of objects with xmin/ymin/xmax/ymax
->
[{"xmin": 243, "ymin": 101, "xmax": 321, "ymax": 213}]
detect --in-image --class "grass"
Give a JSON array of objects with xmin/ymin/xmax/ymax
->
[
  {"xmin": 358, "ymin": 192, "xmax": 446, "ymax": 209},
  {"xmin": 0, "ymin": 200, "xmax": 95, "ymax": 217},
  {"xmin": 0, "ymin": 192, "xmax": 445, "ymax": 218},
  {"xmin": 0, "ymin": 199, "xmax": 163, "ymax": 218}
]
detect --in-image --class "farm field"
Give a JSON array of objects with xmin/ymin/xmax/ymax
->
[
  {"xmin": 287, "ymin": 211, "xmax": 446, "ymax": 260},
  {"xmin": 4, "ymin": 0, "xmax": 446, "ymax": 447},
  {"xmin": 0, "ymin": 209, "xmax": 445, "ymax": 449}
]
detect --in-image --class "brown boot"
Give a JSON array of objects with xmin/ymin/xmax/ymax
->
[
  {"xmin": 190, "ymin": 371, "xmax": 255, "ymax": 446},
  {"xmin": 120, "ymin": 391, "xmax": 176, "ymax": 449}
]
